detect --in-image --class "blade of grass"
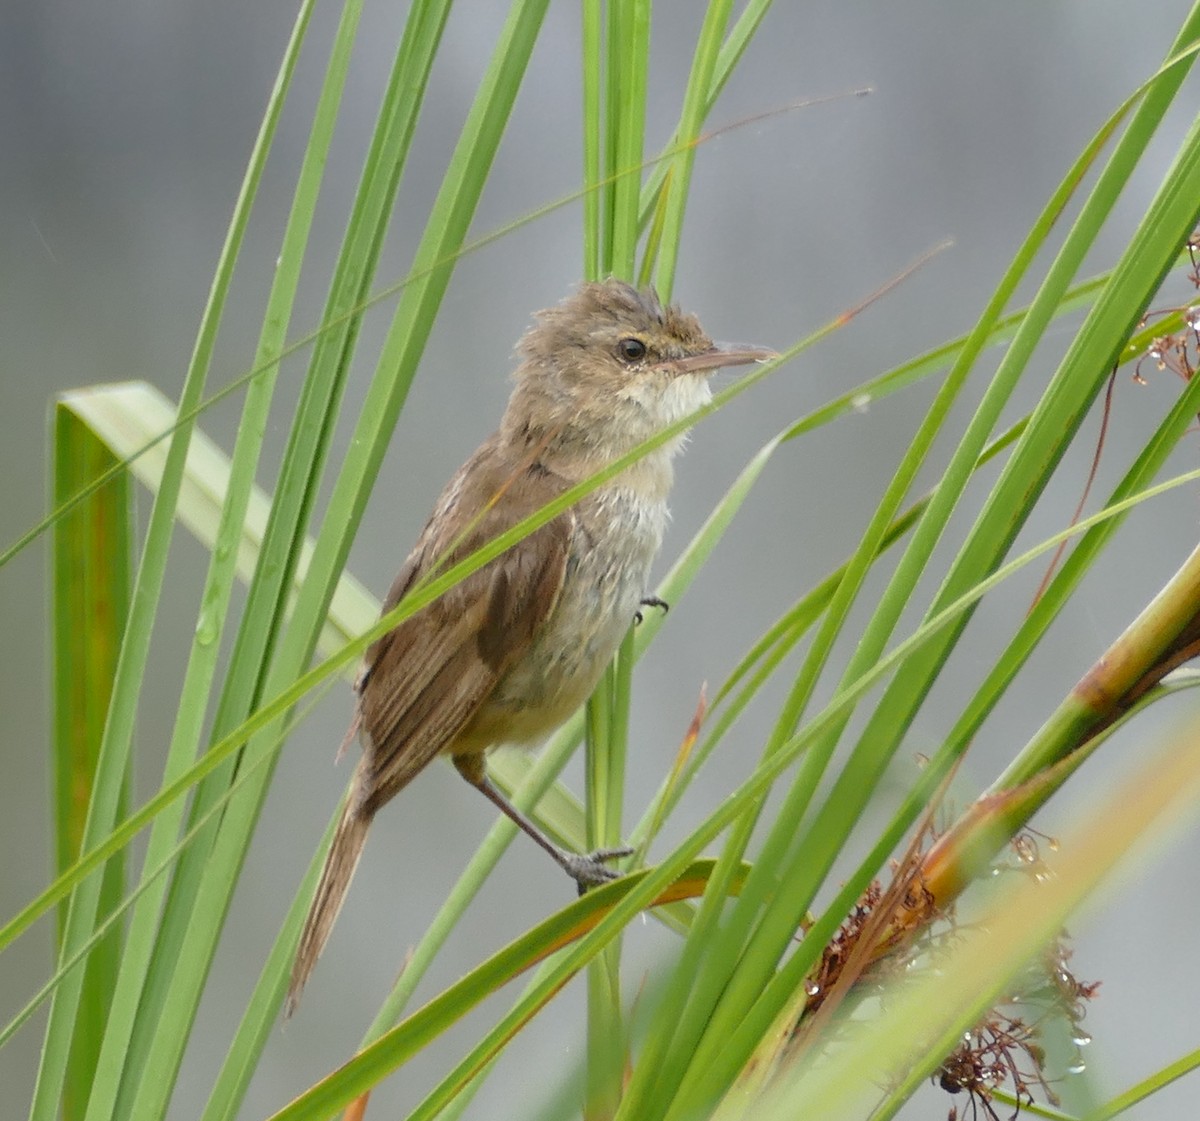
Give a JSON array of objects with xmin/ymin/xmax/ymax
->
[
  {"xmin": 268, "ymin": 863, "xmax": 738, "ymax": 1121},
  {"xmin": 650, "ymin": 0, "xmax": 733, "ymax": 298},
  {"xmin": 1085, "ymin": 1045, "xmax": 1200, "ymax": 1120},
  {"xmin": 582, "ymin": 0, "xmax": 603, "ymax": 281},
  {"xmin": 604, "ymin": 0, "xmax": 649, "ymax": 278},
  {"xmin": 57, "ymin": 381, "xmax": 378, "ymax": 657},
  {"xmin": 3, "ymin": 80, "xmax": 1099, "ymax": 584},
  {"xmin": 636, "ymin": 0, "xmax": 774, "ymax": 228},
  {"xmin": 582, "ymin": 0, "xmax": 640, "ymax": 1036},
  {"xmin": 49, "ymin": 406, "xmax": 132, "ymax": 1121}
]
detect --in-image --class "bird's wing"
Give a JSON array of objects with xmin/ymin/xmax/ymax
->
[{"xmin": 353, "ymin": 445, "xmax": 571, "ymax": 813}]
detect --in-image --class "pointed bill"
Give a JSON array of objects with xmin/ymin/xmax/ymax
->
[{"xmin": 666, "ymin": 342, "xmax": 779, "ymax": 375}]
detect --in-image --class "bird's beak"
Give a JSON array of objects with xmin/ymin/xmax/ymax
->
[{"xmin": 666, "ymin": 342, "xmax": 779, "ymax": 375}]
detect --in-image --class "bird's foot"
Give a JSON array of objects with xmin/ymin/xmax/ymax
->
[
  {"xmin": 560, "ymin": 846, "xmax": 634, "ymax": 892},
  {"xmin": 634, "ymin": 596, "xmax": 670, "ymax": 625}
]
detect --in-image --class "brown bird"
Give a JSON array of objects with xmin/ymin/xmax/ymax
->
[{"xmin": 286, "ymin": 279, "xmax": 774, "ymax": 1012}]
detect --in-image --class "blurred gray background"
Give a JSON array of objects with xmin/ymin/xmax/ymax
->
[{"xmin": 4, "ymin": 1, "xmax": 1200, "ymax": 1117}]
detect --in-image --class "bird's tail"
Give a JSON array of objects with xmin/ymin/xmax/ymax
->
[{"xmin": 286, "ymin": 787, "xmax": 374, "ymax": 1016}]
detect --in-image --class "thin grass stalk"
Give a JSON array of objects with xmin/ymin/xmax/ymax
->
[
  {"xmin": 650, "ymin": 0, "xmax": 732, "ymax": 297},
  {"xmin": 586, "ymin": 3, "xmax": 652, "ymax": 1105},
  {"xmin": 582, "ymin": 0, "xmax": 603, "ymax": 282},
  {"xmin": 603, "ymin": 0, "xmax": 649, "ymax": 278},
  {"xmin": 636, "ymin": 0, "xmax": 773, "ymax": 231},
  {"xmin": 6, "ymin": 71, "xmax": 1093, "ymax": 586},
  {"xmin": 585, "ymin": 651, "xmax": 627, "ymax": 1121},
  {"xmin": 581, "ymin": 4, "xmax": 758, "ymax": 1108},
  {"xmin": 3, "ymin": 94, "xmax": 872, "ymax": 592},
  {"xmin": 1084, "ymin": 1045, "xmax": 1200, "ymax": 1120}
]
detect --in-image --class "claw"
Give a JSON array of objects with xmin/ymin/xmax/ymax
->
[
  {"xmin": 562, "ymin": 845, "xmax": 634, "ymax": 892},
  {"xmin": 634, "ymin": 596, "xmax": 670, "ymax": 625}
]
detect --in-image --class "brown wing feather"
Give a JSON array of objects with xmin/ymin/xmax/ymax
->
[{"xmin": 353, "ymin": 441, "xmax": 572, "ymax": 814}]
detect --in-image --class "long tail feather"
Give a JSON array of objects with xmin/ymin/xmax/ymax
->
[{"xmin": 286, "ymin": 790, "xmax": 374, "ymax": 1015}]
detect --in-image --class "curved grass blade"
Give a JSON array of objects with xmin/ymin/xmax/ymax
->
[{"xmin": 49, "ymin": 406, "xmax": 132, "ymax": 1120}]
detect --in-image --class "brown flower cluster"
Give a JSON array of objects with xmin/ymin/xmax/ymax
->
[
  {"xmin": 1133, "ymin": 231, "xmax": 1200, "ymax": 386},
  {"xmin": 930, "ymin": 834, "xmax": 1100, "ymax": 1121},
  {"xmin": 794, "ymin": 824, "xmax": 1098, "ymax": 1121}
]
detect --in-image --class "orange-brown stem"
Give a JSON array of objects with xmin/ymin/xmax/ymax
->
[{"xmin": 906, "ymin": 539, "xmax": 1200, "ymax": 931}]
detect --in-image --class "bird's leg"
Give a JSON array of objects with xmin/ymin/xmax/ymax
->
[
  {"xmin": 634, "ymin": 595, "xmax": 670, "ymax": 625},
  {"xmin": 453, "ymin": 753, "xmax": 631, "ymax": 890}
]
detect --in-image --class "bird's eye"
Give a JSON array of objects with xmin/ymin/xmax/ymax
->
[{"xmin": 616, "ymin": 337, "xmax": 647, "ymax": 363}]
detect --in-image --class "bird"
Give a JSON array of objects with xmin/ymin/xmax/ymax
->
[{"xmin": 286, "ymin": 278, "xmax": 774, "ymax": 1012}]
